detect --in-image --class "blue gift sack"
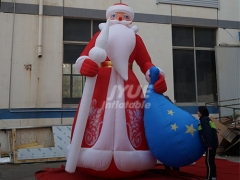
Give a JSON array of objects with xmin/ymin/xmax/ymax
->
[{"xmin": 144, "ymin": 67, "xmax": 205, "ymax": 167}]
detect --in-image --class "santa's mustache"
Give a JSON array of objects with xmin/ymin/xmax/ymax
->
[{"xmin": 110, "ymin": 20, "xmax": 132, "ymax": 26}]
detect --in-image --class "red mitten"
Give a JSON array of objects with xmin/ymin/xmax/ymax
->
[
  {"xmin": 80, "ymin": 59, "xmax": 99, "ymax": 77},
  {"xmin": 154, "ymin": 74, "xmax": 167, "ymax": 94}
]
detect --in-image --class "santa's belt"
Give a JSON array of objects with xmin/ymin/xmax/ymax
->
[{"xmin": 100, "ymin": 61, "xmax": 132, "ymax": 69}]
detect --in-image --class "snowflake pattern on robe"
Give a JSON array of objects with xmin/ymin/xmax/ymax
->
[
  {"xmin": 127, "ymin": 103, "xmax": 143, "ymax": 148},
  {"xmin": 84, "ymin": 99, "xmax": 104, "ymax": 146}
]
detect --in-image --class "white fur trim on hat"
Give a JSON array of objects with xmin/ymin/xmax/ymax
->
[{"xmin": 106, "ymin": 3, "xmax": 134, "ymax": 20}]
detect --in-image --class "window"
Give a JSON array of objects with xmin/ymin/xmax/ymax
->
[
  {"xmin": 63, "ymin": 18, "xmax": 104, "ymax": 104},
  {"xmin": 156, "ymin": 0, "xmax": 219, "ymax": 9},
  {"xmin": 172, "ymin": 26, "xmax": 217, "ymax": 104}
]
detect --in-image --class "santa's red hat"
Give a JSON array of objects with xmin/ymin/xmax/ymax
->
[{"xmin": 106, "ymin": 3, "xmax": 134, "ymax": 20}]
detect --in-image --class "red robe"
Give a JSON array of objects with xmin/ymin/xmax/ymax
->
[{"xmin": 69, "ymin": 31, "xmax": 156, "ymax": 179}]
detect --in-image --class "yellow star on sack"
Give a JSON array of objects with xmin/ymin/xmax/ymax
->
[
  {"xmin": 185, "ymin": 124, "xmax": 196, "ymax": 137},
  {"xmin": 167, "ymin": 109, "xmax": 174, "ymax": 116},
  {"xmin": 171, "ymin": 123, "xmax": 178, "ymax": 131}
]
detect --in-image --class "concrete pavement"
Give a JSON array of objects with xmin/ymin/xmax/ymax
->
[
  {"xmin": 0, "ymin": 156, "xmax": 239, "ymax": 180},
  {"xmin": 0, "ymin": 161, "xmax": 63, "ymax": 180}
]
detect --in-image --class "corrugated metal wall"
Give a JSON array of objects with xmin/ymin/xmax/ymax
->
[
  {"xmin": 156, "ymin": 0, "xmax": 219, "ymax": 9},
  {"xmin": 215, "ymin": 46, "xmax": 240, "ymax": 117}
]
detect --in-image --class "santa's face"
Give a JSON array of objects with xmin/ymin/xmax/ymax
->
[
  {"xmin": 106, "ymin": 12, "xmax": 136, "ymax": 80},
  {"xmin": 109, "ymin": 12, "xmax": 132, "ymax": 27},
  {"xmin": 110, "ymin": 12, "xmax": 131, "ymax": 20}
]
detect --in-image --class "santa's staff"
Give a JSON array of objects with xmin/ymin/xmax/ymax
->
[{"xmin": 65, "ymin": 19, "xmax": 110, "ymax": 173}]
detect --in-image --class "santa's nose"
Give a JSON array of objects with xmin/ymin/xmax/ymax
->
[{"xmin": 118, "ymin": 17, "xmax": 122, "ymax": 21}]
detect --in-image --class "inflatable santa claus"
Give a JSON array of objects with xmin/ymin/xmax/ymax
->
[{"xmin": 66, "ymin": 3, "xmax": 167, "ymax": 179}]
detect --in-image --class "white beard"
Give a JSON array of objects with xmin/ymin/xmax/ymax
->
[{"xmin": 106, "ymin": 24, "xmax": 136, "ymax": 81}]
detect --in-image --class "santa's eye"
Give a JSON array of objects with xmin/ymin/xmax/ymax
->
[
  {"xmin": 124, "ymin": 14, "xmax": 130, "ymax": 20},
  {"xmin": 111, "ymin": 14, "xmax": 117, "ymax": 18}
]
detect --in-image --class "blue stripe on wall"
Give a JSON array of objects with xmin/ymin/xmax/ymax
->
[
  {"xmin": 0, "ymin": 108, "xmax": 77, "ymax": 120},
  {"xmin": 0, "ymin": 106, "xmax": 218, "ymax": 120}
]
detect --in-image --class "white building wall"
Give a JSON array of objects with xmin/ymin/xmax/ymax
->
[
  {"xmin": 218, "ymin": 0, "xmax": 239, "ymax": 21},
  {"xmin": 9, "ymin": 14, "xmax": 39, "ymax": 108},
  {"xmin": 217, "ymin": 29, "xmax": 240, "ymax": 45},
  {"xmin": 36, "ymin": 16, "xmax": 63, "ymax": 108},
  {"xmin": 172, "ymin": 5, "xmax": 218, "ymax": 19},
  {"xmin": 0, "ymin": 13, "xmax": 63, "ymax": 109},
  {"xmin": 3, "ymin": 0, "xmax": 62, "ymax": 6},
  {"xmin": 0, "ymin": 13, "xmax": 13, "ymax": 109},
  {"xmin": 217, "ymin": 0, "xmax": 240, "ymax": 45},
  {"xmin": 121, "ymin": 0, "xmax": 172, "ymax": 15}
]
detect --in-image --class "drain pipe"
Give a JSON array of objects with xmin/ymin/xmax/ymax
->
[
  {"xmin": 38, "ymin": 0, "xmax": 43, "ymax": 58},
  {"xmin": 8, "ymin": 0, "xmax": 16, "ymax": 109}
]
